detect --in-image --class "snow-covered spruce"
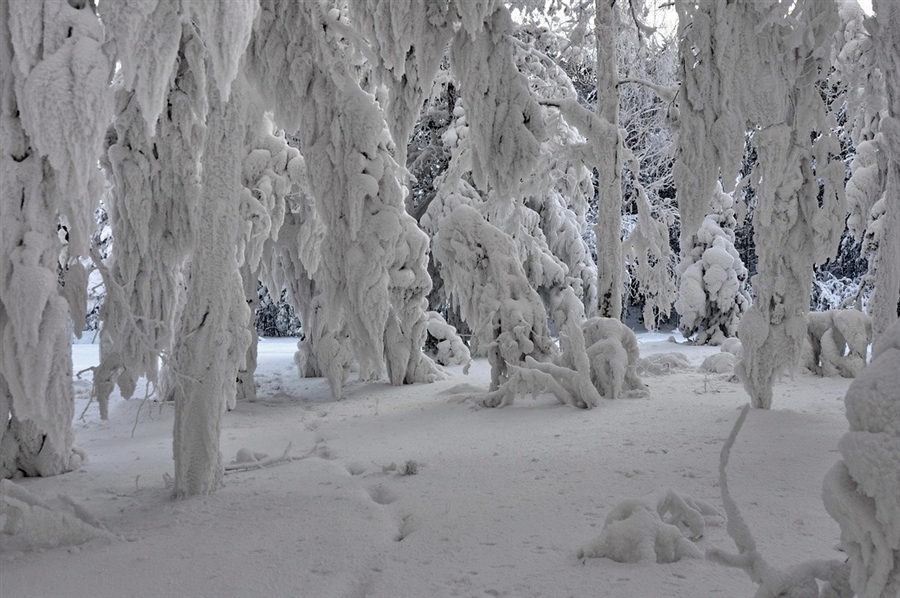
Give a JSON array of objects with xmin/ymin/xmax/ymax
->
[
  {"xmin": 1, "ymin": 0, "xmax": 111, "ymax": 478},
  {"xmin": 823, "ymin": 316, "xmax": 900, "ymax": 598},
  {"xmin": 675, "ymin": 184, "xmax": 749, "ymax": 346}
]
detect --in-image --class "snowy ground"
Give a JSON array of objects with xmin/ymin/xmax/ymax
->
[{"xmin": 1, "ymin": 333, "xmax": 852, "ymax": 598}]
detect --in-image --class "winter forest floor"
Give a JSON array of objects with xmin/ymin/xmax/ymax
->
[{"xmin": 0, "ymin": 333, "xmax": 853, "ymax": 598}]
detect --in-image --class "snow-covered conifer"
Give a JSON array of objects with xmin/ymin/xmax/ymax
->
[
  {"xmin": 674, "ymin": 184, "xmax": 750, "ymax": 345},
  {"xmin": 1, "ymin": 0, "xmax": 111, "ymax": 477}
]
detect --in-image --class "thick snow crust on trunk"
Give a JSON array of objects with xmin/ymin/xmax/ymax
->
[
  {"xmin": 168, "ymin": 83, "xmax": 253, "ymax": 497},
  {"xmin": 247, "ymin": 0, "xmax": 440, "ymax": 398},
  {"xmin": 824, "ymin": 316, "xmax": 900, "ymax": 598},
  {"xmin": 675, "ymin": 185, "xmax": 749, "ymax": 345},
  {"xmin": 1, "ymin": 0, "xmax": 110, "ymax": 478}
]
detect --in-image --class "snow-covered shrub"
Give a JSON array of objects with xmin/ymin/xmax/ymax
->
[
  {"xmin": 804, "ymin": 310, "xmax": 872, "ymax": 378},
  {"xmin": 424, "ymin": 311, "xmax": 470, "ymax": 367},
  {"xmin": 824, "ymin": 316, "xmax": 900, "ymax": 598},
  {"xmin": 581, "ymin": 317, "xmax": 648, "ymax": 396},
  {"xmin": 675, "ymin": 185, "xmax": 750, "ymax": 346},
  {"xmin": 576, "ymin": 498, "xmax": 703, "ymax": 564},
  {"xmin": 720, "ymin": 337, "xmax": 743, "ymax": 359}
]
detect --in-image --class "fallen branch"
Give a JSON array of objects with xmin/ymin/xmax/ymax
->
[{"xmin": 223, "ymin": 442, "xmax": 317, "ymax": 474}]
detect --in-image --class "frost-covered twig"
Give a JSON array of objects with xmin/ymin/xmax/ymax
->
[{"xmin": 223, "ymin": 442, "xmax": 317, "ymax": 474}]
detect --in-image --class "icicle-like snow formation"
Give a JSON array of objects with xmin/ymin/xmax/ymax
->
[
  {"xmin": 824, "ymin": 316, "xmax": 900, "ymax": 598},
  {"xmin": 347, "ymin": 0, "xmax": 454, "ymax": 172},
  {"xmin": 675, "ymin": 184, "xmax": 749, "ymax": 345},
  {"xmin": 94, "ymin": 26, "xmax": 207, "ymax": 418},
  {"xmin": 1, "ymin": 0, "xmax": 111, "ymax": 478},
  {"xmin": 450, "ymin": 4, "xmax": 545, "ymax": 202},
  {"xmin": 98, "ymin": 0, "xmax": 181, "ymax": 135},
  {"xmin": 869, "ymin": 0, "xmax": 900, "ymax": 340},
  {"xmin": 246, "ymin": 0, "xmax": 440, "ymax": 398}
]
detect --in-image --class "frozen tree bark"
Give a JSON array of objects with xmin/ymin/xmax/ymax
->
[
  {"xmin": 0, "ymin": 0, "xmax": 111, "ymax": 478},
  {"xmin": 869, "ymin": 0, "xmax": 900, "ymax": 340},
  {"xmin": 168, "ymin": 82, "xmax": 253, "ymax": 497},
  {"xmin": 593, "ymin": 0, "xmax": 624, "ymax": 319}
]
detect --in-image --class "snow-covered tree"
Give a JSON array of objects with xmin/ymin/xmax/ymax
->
[
  {"xmin": 675, "ymin": 184, "xmax": 750, "ymax": 345},
  {"xmin": 676, "ymin": 0, "xmax": 846, "ymax": 409},
  {"xmin": 1, "ymin": 0, "xmax": 111, "ymax": 477},
  {"xmin": 868, "ymin": 0, "xmax": 900, "ymax": 340}
]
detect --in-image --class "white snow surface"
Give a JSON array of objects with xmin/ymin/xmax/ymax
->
[{"xmin": 0, "ymin": 333, "xmax": 855, "ymax": 597}]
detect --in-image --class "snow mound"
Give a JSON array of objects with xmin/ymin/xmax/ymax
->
[
  {"xmin": 576, "ymin": 498, "xmax": 703, "ymax": 564},
  {"xmin": 638, "ymin": 352, "xmax": 692, "ymax": 376},
  {"xmin": 700, "ymin": 353, "xmax": 735, "ymax": 375}
]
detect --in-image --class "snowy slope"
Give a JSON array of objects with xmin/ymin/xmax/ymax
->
[{"xmin": 0, "ymin": 335, "xmax": 851, "ymax": 598}]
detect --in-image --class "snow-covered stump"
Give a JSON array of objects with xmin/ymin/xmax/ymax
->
[
  {"xmin": 0, "ymin": 0, "xmax": 111, "ymax": 477},
  {"xmin": 823, "ymin": 317, "xmax": 900, "ymax": 598},
  {"xmin": 581, "ymin": 317, "xmax": 648, "ymax": 397},
  {"xmin": 168, "ymin": 85, "xmax": 253, "ymax": 497},
  {"xmin": 804, "ymin": 309, "xmax": 872, "ymax": 379}
]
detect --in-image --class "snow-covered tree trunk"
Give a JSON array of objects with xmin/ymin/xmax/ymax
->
[
  {"xmin": 869, "ymin": 0, "xmax": 900, "ymax": 340},
  {"xmin": 168, "ymin": 83, "xmax": 253, "ymax": 497},
  {"xmin": 0, "ymin": 0, "xmax": 111, "ymax": 478},
  {"xmin": 593, "ymin": 0, "xmax": 624, "ymax": 319},
  {"xmin": 236, "ymin": 263, "xmax": 259, "ymax": 405}
]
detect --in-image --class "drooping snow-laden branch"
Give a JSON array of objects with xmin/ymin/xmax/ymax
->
[
  {"xmin": 247, "ymin": 0, "xmax": 441, "ymax": 398},
  {"xmin": 347, "ymin": 0, "xmax": 454, "ymax": 176},
  {"xmin": 709, "ymin": 404, "xmax": 852, "ymax": 598},
  {"xmin": 1, "ymin": 0, "xmax": 111, "ymax": 478},
  {"xmin": 676, "ymin": 0, "xmax": 846, "ymax": 407}
]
